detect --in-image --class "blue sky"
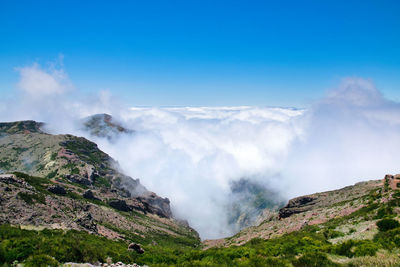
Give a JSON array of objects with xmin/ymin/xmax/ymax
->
[{"xmin": 0, "ymin": 0, "xmax": 399, "ymax": 107}]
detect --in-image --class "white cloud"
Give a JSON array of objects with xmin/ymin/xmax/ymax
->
[
  {"xmin": 16, "ymin": 63, "xmax": 71, "ymax": 97},
  {"xmin": 92, "ymin": 106, "xmax": 304, "ymax": 238},
  {"xmin": 2, "ymin": 61, "xmax": 400, "ymax": 240}
]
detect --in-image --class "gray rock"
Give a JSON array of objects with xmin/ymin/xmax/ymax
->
[
  {"xmin": 83, "ymin": 190, "xmax": 100, "ymax": 201},
  {"xmin": 0, "ymin": 174, "xmax": 18, "ymax": 184},
  {"xmin": 128, "ymin": 243, "xmax": 144, "ymax": 254},
  {"xmin": 47, "ymin": 184, "xmax": 67, "ymax": 195},
  {"xmin": 76, "ymin": 213, "xmax": 98, "ymax": 233},
  {"xmin": 108, "ymin": 199, "xmax": 132, "ymax": 212},
  {"xmin": 279, "ymin": 196, "xmax": 317, "ymax": 218},
  {"xmin": 136, "ymin": 193, "xmax": 172, "ymax": 218},
  {"xmin": 64, "ymin": 174, "xmax": 92, "ymax": 185}
]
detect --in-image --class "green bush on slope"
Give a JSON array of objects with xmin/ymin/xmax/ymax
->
[
  {"xmin": 376, "ymin": 218, "xmax": 400, "ymax": 232},
  {"xmin": 0, "ymin": 225, "xmax": 138, "ymax": 265}
]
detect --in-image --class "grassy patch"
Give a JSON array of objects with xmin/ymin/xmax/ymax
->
[
  {"xmin": 94, "ymin": 176, "xmax": 111, "ymax": 188},
  {"xmin": 13, "ymin": 172, "xmax": 50, "ymax": 190},
  {"xmin": 17, "ymin": 192, "xmax": 46, "ymax": 205},
  {"xmin": 50, "ymin": 152, "xmax": 58, "ymax": 161},
  {"xmin": 0, "ymin": 225, "xmax": 138, "ymax": 265},
  {"xmin": 46, "ymin": 169, "xmax": 58, "ymax": 179},
  {"xmin": 60, "ymin": 137, "xmax": 109, "ymax": 168}
]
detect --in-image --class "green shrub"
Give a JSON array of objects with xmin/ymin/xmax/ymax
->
[
  {"xmin": 50, "ymin": 152, "xmax": 58, "ymax": 161},
  {"xmin": 71, "ymin": 167, "xmax": 80, "ymax": 174},
  {"xmin": 333, "ymin": 240, "xmax": 354, "ymax": 257},
  {"xmin": 375, "ymin": 206, "xmax": 393, "ymax": 219},
  {"xmin": 24, "ymin": 254, "xmax": 59, "ymax": 267},
  {"xmin": 374, "ymin": 228, "xmax": 400, "ymax": 249},
  {"xmin": 0, "ymin": 225, "xmax": 138, "ymax": 265},
  {"xmin": 323, "ymin": 229, "xmax": 344, "ymax": 239},
  {"xmin": 13, "ymin": 172, "xmax": 49, "ymax": 189},
  {"xmin": 94, "ymin": 176, "xmax": 111, "ymax": 188},
  {"xmin": 46, "ymin": 170, "xmax": 58, "ymax": 179},
  {"xmin": 332, "ymin": 240, "xmax": 379, "ymax": 258},
  {"xmin": 376, "ymin": 218, "xmax": 400, "ymax": 232},
  {"xmin": 292, "ymin": 252, "xmax": 338, "ymax": 267},
  {"xmin": 353, "ymin": 241, "xmax": 379, "ymax": 257}
]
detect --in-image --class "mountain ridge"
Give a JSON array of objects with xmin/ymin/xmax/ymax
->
[{"xmin": 0, "ymin": 120, "xmax": 200, "ymax": 264}]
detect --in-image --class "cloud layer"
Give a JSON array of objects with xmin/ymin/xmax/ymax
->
[{"xmin": 2, "ymin": 63, "xmax": 400, "ymax": 239}]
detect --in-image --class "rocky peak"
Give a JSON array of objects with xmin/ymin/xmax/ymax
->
[{"xmin": 82, "ymin": 113, "xmax": 134, "ymax": 140}]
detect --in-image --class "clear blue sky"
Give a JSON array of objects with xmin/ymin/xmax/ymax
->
[{"xmin": 0, "ymin": 0, "xmax": 399, "ymax": 107}]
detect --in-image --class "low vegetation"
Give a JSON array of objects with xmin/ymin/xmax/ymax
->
[
  {"xmin": 1, "ymin": 196, "xmax": 400, "ymax": 266},
  {"xmin": 2, "ymin": 172, "xmax": 400, "ymax": 266}
]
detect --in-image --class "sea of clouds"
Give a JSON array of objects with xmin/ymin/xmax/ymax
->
[{"xmin": 1, "ymin": 61, "xmax": 400, "ymax": 239}]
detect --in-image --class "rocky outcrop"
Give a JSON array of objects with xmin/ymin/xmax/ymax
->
[
  {"xmin": 108, "ymin": 199, "xmax": 133, "ymax": 212},
  {"xmin": 384, "ymin": 174, "xmax": 400, "ymax": 190},
  {"xmin": 137, "ymin": 193, "xmax": 172, "ymax": 218},
  {"xmin": 76, "ymin": 213, "xmax": 98, "ymax": 233},
  {"xmin": 47, "ymin": 184, "xmax": 67, "ymax": 195},
  {"xmin": 0, "ymin": 171, "xmax": 199, "ymax": 250},
  {"xmin": 0, "ymin": 174, "xmax": 18, "ymax": 184},
  {"xmin": 83, "ymin": 190, "xmax": 100, "ymax": 201},
  {"xmin": 64, "ymin": 174, "xmax": 92, "ymax": 186},
  {"xmin": 128, "ymin": 243, "xmax": 144, "ymax": 254},
  {"xmin": 279, "ymin": 196, "xmax": 317, "ymax": 218}
]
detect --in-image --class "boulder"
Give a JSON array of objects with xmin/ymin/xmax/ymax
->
[
  {"xmin": 108, "ymin": 199, "xmax": 132, "ymax": 212},
  {"xmin": 279, "ymin": 196, "xmax": 317, "ymax": 218},
  {"xmin": 64, "ymin": 174, "xmax": 92, "ymax": 185},
  {"xmin": 47, "ymin": 184, "xmax": 67, "ymax": 195},
  {"xmin": 128, "ymin": 243, "xmax": 144, "ymax": 254},
  {"xmin": 76, "ymin": 213, "xmax": 98, "ymax": 233},
  {"xmin": 83, "ymin": 190, "xmax": 100, "ymax": 201},
  {"xmin": 136, "ymin": 193, "xmax": 172, "ymax": 218}
]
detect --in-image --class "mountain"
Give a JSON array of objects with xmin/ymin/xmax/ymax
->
[
  {"xmin": 82, "ymin": 113, "xmax": 134, "ymax": 140},
  {"xmin": 1, "ymin": 120, "xmax": 400, "ymax": 266},
  {"xmin": 0, "ymin": 120, "xmax": 199, "ymax": 266},
  {"xmin": 205, "ymin": 179, "xmax": 384, "ymax": 248}
]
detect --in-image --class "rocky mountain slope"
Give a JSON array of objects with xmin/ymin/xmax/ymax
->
[
  {"xmin": 196, "ymin": 176, "xmax": 400, "ymax": 265},
  {"xmin": 0, "ymin": 120, "xmax": 199, "ymax": 265},
  {"xmin": 204, "ymin": 179, "xmax": 384, "ymax": 248}
]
